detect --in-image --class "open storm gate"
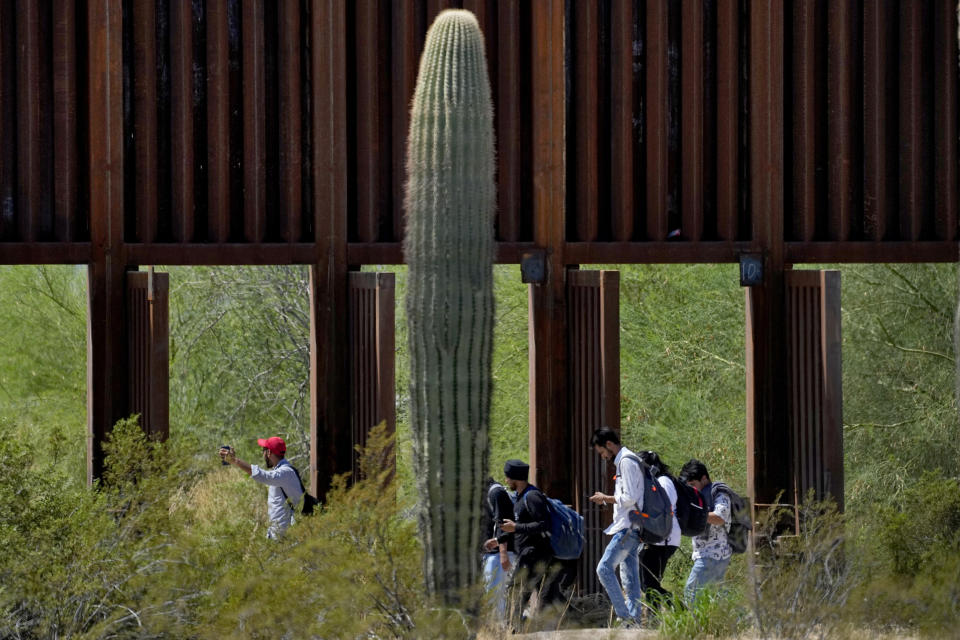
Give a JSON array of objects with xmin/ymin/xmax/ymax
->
[
  {"xmin": 748, "ymin": 269, "xmax": 844, "ymax": 536},
  {"xmin": 125, "ymin": 270, "xmax": 169, "ymax": 442},
  {"xmin": 88, "ymin": 268, "xmax": 170, "ymax": 482},
  {"xmin": 309, "ymin": 269, "xmax": 396, "ymax": 496},
  {"xmin": 95, "ymin": 267, "xmax": 394, "ymax": 494},
  {"xmin": 347, "ymin": 271, "xmax": 396, "ymax": 482},
  {"xmin": 566, "ymin": 270, "xmax": 620, "ymax": 594}
]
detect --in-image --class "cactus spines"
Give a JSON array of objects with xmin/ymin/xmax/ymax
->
[{"xmin": 403, "ymin": 9, "xmax": 496, "ymax": 602}]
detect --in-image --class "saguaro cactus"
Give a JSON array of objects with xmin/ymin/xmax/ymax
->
[{"xmin": 403, "ymin": 10, "xmax": 496, "ymax": 602}]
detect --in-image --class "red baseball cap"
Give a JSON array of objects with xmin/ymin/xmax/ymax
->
[{"xmin": 257, "ymin": 437, "xmax": 286, "ymax": 456}]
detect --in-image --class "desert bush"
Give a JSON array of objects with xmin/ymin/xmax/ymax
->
[
  {"xmin": 842, "ymin": 264, "xmax": 959, "ymax": 521},
  {"xmin": 0, "ymin": 418, "xmax": 469, "ymax": 639},
  {"xmin": 0, "ymin": 265, "xmax": 88, "ymax": 485},
  {"xmin": 744, "ymin": 478, "xmax": 960, "ymax": 639},
  {"xmin": 748, "ymin": 495, "xmax": 861, "ymax": 640},
  {"xmin": 871, "ymin": 471, "xmax": 960, "ymax": 577},
  {"xmin": 0, "ymin": 416, "xmax": 196, "ymax": 639},
  {"xmin": 854, "ymin": 553, "xmax": 960, "ymax": 637},
  {"xmin": 850, "ymin": 470, "xmax": 960, "ymax": 635},
  {"xmin": 656, "ymin": 585, "xmax": 750, "ymax": 640},
  {"xmin": 198, "ymin": 423, "xmax": 431, "ymax": 638}
]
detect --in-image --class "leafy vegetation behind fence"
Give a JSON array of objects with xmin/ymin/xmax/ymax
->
[{"xmin": 0, "ymin": 262, "xmax": 957, "ymax": 637}]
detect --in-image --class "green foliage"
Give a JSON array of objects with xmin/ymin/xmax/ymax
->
[
  {"xmin": 743, "ymin": 481, "xmax": 960, "ymax": 639},
  {"xmin": 0, "ymin": 416, "xmax": 188, "ymax": 638},
  {"xmin": 749, "ymin": 495, "xmax": 860, "ymax": 640},
  {"xmin": 854, "ymin": 552, "xmax": 960, "ymax": 636},
  {"xmin": 0, "ymin": 418, "xmax": 476, "ymax": 639},
  {"xmin": 0, "ymin": 265, "xmax": 87, "ymax": 485},
  {"xmin": 1, "ymin": 256, "xmax": 958, "ymax": 636},
  {"xmin": 840, "ymin": 264, "xmax": 960, "ymax": 518},
  {"xmin": 403, "ymin": 8, "xmax": 497, "ymax": 600},
  {"xmin": 615, "ymin": 263, "xmax": 747, "ymax": 490},
  {"xmin": 871, "ymin": 470, "xmax": 960, "ymax": 578},
  {"xmin": 166, "ymin": 265, "xmax": 312, "ymax": 470},
  {"xmin": 487, "ymin": 265, "xmax": 530, "ymax": 466},
  {"xmin": 656, "ymin": 587, "xmax": 750, "ymax": 640},
  {"xmin": 194, "ymin": 423, "xmax": 438, "ymax": 639}
]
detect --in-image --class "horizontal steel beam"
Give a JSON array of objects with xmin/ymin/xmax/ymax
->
[
  {"xmin": 0, "ymin": 242, "xmax": 92, "ymax": 263},
  {"xmin": 3, "ymin": 240, "xmax": 958, "ymax": 266},
  {"xmin": 784, "ymin": 242, "xmax": 958, "ymax": 264}
]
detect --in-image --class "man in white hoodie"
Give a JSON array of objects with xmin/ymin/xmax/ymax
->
[{"xmin": 589, "ymin": 427, "xmax": 645, "ymax": 627}]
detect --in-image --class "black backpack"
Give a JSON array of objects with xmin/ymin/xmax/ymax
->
[
  {"xmin": 711, "ymin": 482, "xmax": 752, "ymax": 553},
  {"xmin": 487, "ymin": 481, "xmax": 515, "ymax": 514},
  {"xmin": 484, "ymin": 482, "xmax": 515, "ymax": 538},
  {"xmin": 671, "ymin": 476, "xmax": 709, "ymax": 537},
  {"xmin": 279, "ymin": 464, "xmax": 320, "ymax": 516}
]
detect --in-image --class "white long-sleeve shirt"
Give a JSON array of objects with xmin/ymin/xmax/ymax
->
[
  {"xmin": 250, "ymin": 459, "xmax": 303, "ymax": 539},
  {"xmin": 654, "ymin": 474, "xmax": 681, "ymax": 547},
  {"xmin": 604, "ymin": 446, "xmax": 645, "ymax": 535}
]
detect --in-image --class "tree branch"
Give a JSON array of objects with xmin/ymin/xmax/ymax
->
[{"xmin": 877, "ymin": 320, "xmax": 952, "ymax": 362}]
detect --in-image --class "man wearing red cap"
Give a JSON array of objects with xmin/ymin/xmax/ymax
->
[{"xmin": 219, "ymin": 437, "xmax": 304, "ymax": 539}]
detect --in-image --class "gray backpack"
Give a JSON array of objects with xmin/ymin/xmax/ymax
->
[
  {"xmin": 711, "ymin": 482, "xmax": 752, "ymax": 553},
  {"xmin": 619, "ymin": 454, "xmax": 673, "ymax": 544}
]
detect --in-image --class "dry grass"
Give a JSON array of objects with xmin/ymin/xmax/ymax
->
[{"xmin": 496, "ymin": 629, "xmax": 922, "ymax": 640}]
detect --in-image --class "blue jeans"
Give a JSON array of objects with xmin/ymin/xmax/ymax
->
[
  {"xmin": 482, "ymin": 551, "xmax": 517, "ymax": 617},
  {"xmin": 684, "ymin": 555, "xmax": 731, "ymax": 603},
  {"xmin": 596, "ymin": 528, "xmax": 643, "ymax": 621}
]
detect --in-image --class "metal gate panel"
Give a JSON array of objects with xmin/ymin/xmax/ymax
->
[
  {"xmin": 125, "ymin": 270, "xmax": 169, "ymax": 440},
  {"xmin": 567, "ymin": 269, "xmax": 619, "ymax": 594},
  {"xmin": 348, "ymin": 271, "xmax": 395, "ymax": 480},
  {"xmin": 786, "ymin": 270, "xmax": 843, "ymax": 510}
]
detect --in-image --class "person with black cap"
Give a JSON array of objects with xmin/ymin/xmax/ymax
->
[
  {"xmin": 499, "ymin": 459, "xmax": 563, "ymax": 616},
  {"xmin": 219, "ymin": 437, "xmax": 303, "ymax": 539}
]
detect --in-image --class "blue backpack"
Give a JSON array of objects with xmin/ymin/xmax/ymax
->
[{"xmin": 522, "ymin": 490, "xmax": 585, "ymax": 560}]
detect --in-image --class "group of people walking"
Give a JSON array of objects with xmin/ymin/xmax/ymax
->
[
  {"xmin": 219, "ymin": 430, "xmax": 737, "ymax": 629},
  {"xmin": 482, "ymin": 427, "xmax": 736, "ymax": 628}
]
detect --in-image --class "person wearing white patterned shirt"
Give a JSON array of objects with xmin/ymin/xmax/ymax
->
[
  {"xmin": 680, "ymin": 458, "xmax": 732, "ymax": 602},
  {"xmin": 589, "ymin": 427, "xmax": 645, "ymax": 628},
  {"xmin": 219, "ymin": 436, "xmax": 304, "ymax": 539}
]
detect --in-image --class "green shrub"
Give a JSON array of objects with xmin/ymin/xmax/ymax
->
[
  {"xmin": 656, "ymin": 586, "xmax": 750, "ymax": 640},
  {"xmin": 0, "ymin": 418, "xmax": 455, "ymax": 639},
  {"xmin": 748, "ymin": 495, "xmax": 861, "ymax": 640},
  {"xmin": 0, "ymin": 416, "xmax": 192, "ymax": 638},
  {"xmin": 872, "ymin": 470, "xmax": 960, "ymax": 577},
  {"xmin": 853, "ymin": 554, "xmax": 960, "ymax": 637},
  {"xmin": 850, "ymin": 470, "xmax": 960, "ymax": 635}
]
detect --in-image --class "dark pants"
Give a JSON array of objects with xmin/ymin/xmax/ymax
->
[
  {"xmin": 512, "ymin": 549, "xmax": 563, "ymax": 611},
  {"xmin": 639, "ymin": 544, "xmax": 678, "ymax": 605}
]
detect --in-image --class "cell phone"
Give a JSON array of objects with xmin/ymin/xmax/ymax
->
[{"xmin": 220, "ymin": 444, "xmax": 231, "ymax": 465}]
